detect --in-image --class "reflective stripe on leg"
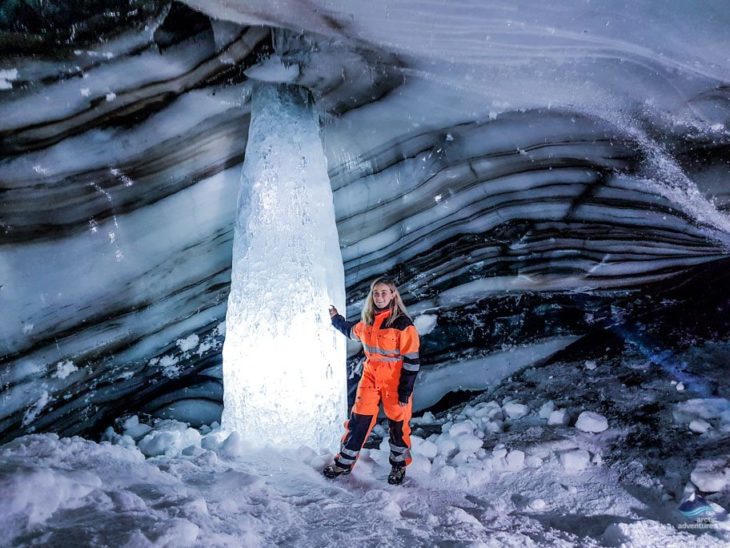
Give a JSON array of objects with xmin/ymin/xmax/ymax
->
[{"xmin": 335, "ymin": 412, "xmax": 377, "ymax": 470}]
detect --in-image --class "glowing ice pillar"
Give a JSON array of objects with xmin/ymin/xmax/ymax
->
[{"xmin": 222, "ymin": 83, "xmax": 347, "ymax": 450}]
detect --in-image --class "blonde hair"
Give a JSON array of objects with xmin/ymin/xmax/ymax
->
[{"xmin": 361, "ymin": 276, "xmax": 411, "ymax": 326}]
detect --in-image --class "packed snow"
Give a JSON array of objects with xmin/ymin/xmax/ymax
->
[{"xmin": 2, "ymin": 351, "xmax": 730, "ymax": 547}]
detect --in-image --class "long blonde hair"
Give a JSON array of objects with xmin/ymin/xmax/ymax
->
[{"xmin": 361, "ymin": 277, "xmax": 411, "ymax": 326}]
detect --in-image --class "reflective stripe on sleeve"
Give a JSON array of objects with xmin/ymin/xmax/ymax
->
[{"xmin": 402, "ymin": 362, "xmax": 420, "ymax": 372}]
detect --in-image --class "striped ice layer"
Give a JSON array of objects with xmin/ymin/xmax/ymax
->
[{"xmin": 0, "ymin": 0, "xmax": 728, "ymax": 441}]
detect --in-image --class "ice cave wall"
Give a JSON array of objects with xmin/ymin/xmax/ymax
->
[{"xmin": 0, "ymin": 0, "xmax": 729, "ymax": 442}]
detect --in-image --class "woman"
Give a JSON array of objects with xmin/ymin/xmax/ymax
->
[{"xmin": 323, "ymin": 277, "xmax": 421, "ymax": 485}]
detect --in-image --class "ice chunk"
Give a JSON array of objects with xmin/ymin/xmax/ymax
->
[
  {"xmin": 436, "ymin": 437, "xmax": 457, "ymax": 458},
  {"xmin": 219, "ymin": 431, "xmax": 246, "ymax": 458},
  {"xmin": 436, "ymin": 465, "xmax": 457, "ymax": 482},
  {"xmin": 448, "ymin": 420, "xmax": 476, "ymax": 437},
  {"xmin": 137, "ymin": 421, "xmax": 202, "ymax": 457},
  {"xmin": 690, "ymin": 459, "xmax": 729, "ymax": 493},
  {"xmin": 575, "ymin": 411, "xmax": 608, "ymax": 433},
  {"xmin": 505, "ymin": 450, "xmax": 525, "ymax": 471},
  {"xmin": 122, "ymin": 416, "xmax": 152, "ymax": 440},
  {"xmin": 674, "ymin": 398, "xmax": 730, "ymax": 423},
  {"xmin": 689, "ymin": 419, "xmax": 711, "ymax": 434},
  {"xmin": 503, "ymin": 402, "xmax": 529, "ymax": 420},
  {"xmin": 538, "ymin": 401, "xmax": 555, "ymax": 419},
  {"xmin": 472, "ymin": 401, "xmax": 503, "ymax": 420},
  {"xmin": 411, "ymin": 437, "xmax": 438, "ymax": 460},
  {"xmin": 548, "ymin": 409, "xmax": 569, "ymax": 426},
  {"xmin": 412, "ymin": 411, "xmax": 436, "ymax": 425},
  {"xmin": 454, "ymin": 433, "xmax": 483, "ymax": 455},
  {"xmin": 558, "ymin": 449, "xmax": 591, "ymax": 472}
]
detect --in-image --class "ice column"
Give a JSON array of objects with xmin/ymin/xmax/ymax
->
[{"xmin": 222, "ymin": 84, "xmax": 347, "ymax": 449}]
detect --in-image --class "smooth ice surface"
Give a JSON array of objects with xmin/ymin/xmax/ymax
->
[{"xmin": 221, "ymin": 84, "xmax": 346, "ymax": 450}]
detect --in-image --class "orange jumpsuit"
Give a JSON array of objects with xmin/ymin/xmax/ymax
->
[{"xmin": 331, "ymin": 309, "xmax": 420, "ymax": 471}]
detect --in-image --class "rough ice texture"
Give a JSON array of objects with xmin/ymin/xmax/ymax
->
[
  {"xmin": 548, "ymin": 409, "xmax": 570, "ymax": 426},
  {"xmin": 503, "ymin": 402, "xmax": 530, "ymax": 420},
  {"xmin": 0, "ymin": 0, "xmax": 729, "ymax": 440},
  {"xmin": 575, "ymin": 411, "xmax": 609, "ymax": 433},
  {"xmin": 221, "ymin": 83, "xmax": 347, "ymax": 450},
  {"xmin": 690, "ymin": 459, "xmax": 730, "ymax": 493},
  {"xmin": 558, "ymin": 449, "xmax": 591, "ymax": 472}
]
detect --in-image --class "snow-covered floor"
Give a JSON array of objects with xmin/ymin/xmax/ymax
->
[{"xmin": 3, "ymin": 346, "xmax": 730, "ymax": 547}]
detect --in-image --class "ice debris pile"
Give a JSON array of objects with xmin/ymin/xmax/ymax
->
[
  {"xmin": 1, "ymin": 394, "xmax": 728, "ymax": 546},
  {"xmin": 404, "ymin": 398, "xmax": 609, "ymax": 483},
  {"xmin": 673, "ymin": 398, "xmax": 730, "ymax": 494}
]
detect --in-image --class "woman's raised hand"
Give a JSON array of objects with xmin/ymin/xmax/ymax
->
[{"xmin": 328, "ymin": 305, "xmax": 338, "ymax": 318}]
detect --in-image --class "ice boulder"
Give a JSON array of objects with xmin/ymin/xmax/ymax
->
[
  {"xmin": 121, "ymin": 415, "xmax": 152, "ymax": 440},
  {"xmin": 548, "ymin": 409, "xmax": 570, "ymax": 426},
  {"xmin": 454, "ymin": 433, "xmax": 483, "ymax": 455},
  {"xmin": 503, "ymin": 402, "xmax": 529, "ymax": 420},
  {"xmin": 558, "ymin": 449, "xmax": 591, "ymax": 472},
  {"xmin": 505, "ymin": 450, "xmax": 525, "ymax": 471},
  {"xmin": 575, "ymin": 411, "xmax": 608, "ymax": 433},
  {"xmin": 538, "ymin": 401, "xmax": 555, "ymax": 420},
  {"xmin": 412, "ymin": 437, "xmax": 438, "ymax": 460},
  {"xmin": 137, "ymin": 421, "xmax": 202, "ymax": 457},
  {"xmin": 448, "ymin": 420, "xmax": 477, "ymax": 437},
  {"xmin": 690, "ymin": 459, "xmax": 729, "ymax": 493},
  {"xmin": 689, "ymin": 419, "xmax": 711, "ymax": 434}
]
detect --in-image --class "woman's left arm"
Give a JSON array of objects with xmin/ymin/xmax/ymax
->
[{"xmin": 398, "ymin": 324, "xmax": 420, "ymax": 405}]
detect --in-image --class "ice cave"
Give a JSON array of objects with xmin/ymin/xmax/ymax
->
[{"xmin": 1, "ymin": 1, "xmax": 729, "ymax": 546}]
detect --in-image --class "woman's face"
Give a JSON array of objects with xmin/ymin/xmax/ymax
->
[{"xmin": 372, "ymin": 283, "xmax": 395, "ymax": 309}]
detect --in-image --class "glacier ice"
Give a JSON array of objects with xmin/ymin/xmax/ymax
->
[
  {"xmin": 221, "ymin": 84, "xmax": 346, "ymax": 449},
  {"xmin": 0, "ymin": 0, "xmax": 728, "ymax": 441}
]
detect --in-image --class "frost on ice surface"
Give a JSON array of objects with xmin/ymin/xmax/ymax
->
[
  {"xmin": 221, "ymin": 83, "xmax": 346, "ymax": 450},
  {"xmin": 53, "ymin": 360, "xmax": 78, "ymax": 379},
  {"xmin": 176, "ymin": 334, "xmax": 199, "ymax": 352},
  {"xmin": 413, "ymin": 313, "xmax": 438, "ymax": 335},
  {"xmin": 22, "ymin": 391, "xmax": 50, "ymax": 426},
  {"xmin": 0, "ymin": 68, "xmax": 18, "ymax": 89}
]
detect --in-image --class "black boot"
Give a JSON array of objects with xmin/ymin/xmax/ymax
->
[
  {"xmin": 387, "ymin": 464, "xmax": 406, "ymax": 485},
  {"xmin": 323, "ymin": 463, "xmax": 351, "ymax": 479}
]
